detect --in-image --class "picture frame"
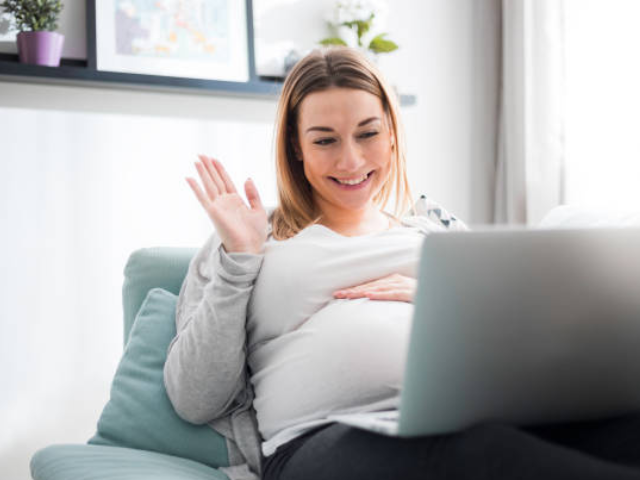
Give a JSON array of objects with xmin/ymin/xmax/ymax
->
[{"xmin": 87, "ymin": 0, "xmax": 253, "ymax": 83}]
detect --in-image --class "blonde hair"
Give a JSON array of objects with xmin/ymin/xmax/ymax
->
[{"xmin": 271, "ymin": 46, "xmax": 413, "ymax": 240}]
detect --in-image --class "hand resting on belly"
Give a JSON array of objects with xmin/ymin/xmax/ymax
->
[{"xmin": 333, "ymin": 273, "xmax": 417, "ymax": 303}]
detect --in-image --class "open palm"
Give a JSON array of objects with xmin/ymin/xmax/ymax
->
[{"xmin": 186, "ymin": 155, "xmax": 268, "ymax": 254}]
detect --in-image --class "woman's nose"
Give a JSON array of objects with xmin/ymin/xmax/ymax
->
[{"xmin": 336, "ymin": 139, "xmax": 366, "ymax": 172}]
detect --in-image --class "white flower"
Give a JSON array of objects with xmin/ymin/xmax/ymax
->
[
  {"xmin": 324, "ymin": 0, "xmax": 389, "ymax": 27},
  {"xmin": 322, "ymin": 0, "xmax": 391, "ymax": 52}
]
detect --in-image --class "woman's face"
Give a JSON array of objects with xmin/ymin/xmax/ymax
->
[{"xmin": 295, "ymin": 87, "xmax": 395, "ymax": 215}]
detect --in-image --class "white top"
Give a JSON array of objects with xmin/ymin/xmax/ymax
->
[{"xmin": 246, "ymin": 220, "xmax": 429, "ymax": 456}]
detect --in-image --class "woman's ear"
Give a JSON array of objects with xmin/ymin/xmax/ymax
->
[{"xmin": 385, "ymin": 113, "xmax": 396, "ymax": 150}]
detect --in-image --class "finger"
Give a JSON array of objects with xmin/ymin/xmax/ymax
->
[
  {"xmin": 245, "ymin": 178, "xmax": 264, "ymax": 211},
  {"xmin": 201, "ymin": 155, "xmax": 227, "ymax": 194},
  {"xmin": 338, "ymin": 289, "xmax": 374, "ymax": 298},
  {"xmin": 195, "ymin": 160, "xmax": 220, "ymax": 199},
  {"xmin": 359, "ymin": 283, "xmax": 398, "ymax": 293},
  {"xmin": 334, "ymin": 285, "xmax": 372, "ymax": 296},
  {"xmin": 197, "ymin": 155, "xmax": 223, "ymax": 195},
  {"xmin": 211, "ymin": 158, "xmax": 237, "ymax": 194},
  {"xmin": 185, "ymin": 177, "xmax": 210, "ymax": 210},
  {"xmin": 333, "ymin": 275, "xmax": 400, "ymax": 296},
  {"xmin": 336, "ymin": 283, "xmax": 403, "ymax": 295},
  {"xmin": 334, "ymin": 291, "xmax": 368, "ymax": 299},
  {"xmin": 366, "ymin": 290, "xmax": 410, "ymax": 302},
  {"xmin": 343, "ymin": 282, "xmax": 382, "ymax": 293},
  {"xmin": 354, "ymin": 276, "xmax": 411, "ymax": 291}
]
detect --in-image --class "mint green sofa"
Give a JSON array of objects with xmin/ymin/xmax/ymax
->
[
  {"xmin": 30, "ymin": 247, "xmax": 236, "ymax": 480},
  {"xmin": 29, "ymin": 206, "xmax": 640, "ymax": 479}
]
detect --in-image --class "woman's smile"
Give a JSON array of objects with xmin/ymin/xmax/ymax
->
[{"xmin": 329, "ymin": 170, "xmax": 375, "ymax": 189}]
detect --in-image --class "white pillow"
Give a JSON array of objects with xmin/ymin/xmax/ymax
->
[{"xmin": 537, "ymin": 205, "xmax": 640, "ymax": 229}]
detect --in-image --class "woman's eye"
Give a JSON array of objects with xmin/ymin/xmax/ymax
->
[
  {"xmin": 314, "ymin": 138, "xmax": 335, "ymax": 146},
  {"xmin": 313, "ymin": 131, "xmax": 378, "ymax": 146},
  {"xmin": 360, "ymin": 131, "xmax": 379, "ymax": 139}
]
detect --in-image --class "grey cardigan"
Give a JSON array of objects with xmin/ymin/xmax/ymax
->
[{"xmin": 163, "ymin": 197, "xmax": 468, "ymax": 480}]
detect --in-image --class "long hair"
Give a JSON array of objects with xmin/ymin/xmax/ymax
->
[{"xmin": 271, "ymin": 46, "xmax": 413, "ymax": 240}]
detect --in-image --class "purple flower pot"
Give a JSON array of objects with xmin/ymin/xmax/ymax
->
[{"xmin": 17, "ymin": 31, "xmax": 65, "ymax": 67}]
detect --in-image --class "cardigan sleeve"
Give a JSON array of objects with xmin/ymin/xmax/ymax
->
[{"xmin": 163, "ymin": 231, "xmax": 264, "ymax": 424}]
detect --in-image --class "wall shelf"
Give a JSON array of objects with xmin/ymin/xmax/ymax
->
[
  {"xmin": 0, "ymin": 0, "xmax": 416, "ymax": 106},
  {"xmin": 0, "ymin": 53, "xmax": 416, "ymax": 105},
  {"xmin": 0, "ymin": 53, "xmax": 282, "ymax": 99}
]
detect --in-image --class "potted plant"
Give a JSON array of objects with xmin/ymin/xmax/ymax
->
[{"xmin": 0, "ymin": 0, "xmax": 64, "ymax": 67}]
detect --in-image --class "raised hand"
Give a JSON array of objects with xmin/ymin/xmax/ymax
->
[
  {"xmin": 186, "ymin": 154, "xmax": 268, "ymax": 254},
  {"xmin": 333, "ymin": 274, "xmax": 417, "ymax": 303}
]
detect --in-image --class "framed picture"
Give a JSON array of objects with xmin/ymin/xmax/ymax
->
[{"xmin": 89, "ymin": 0, "xmax": 251, "ymax": 82}]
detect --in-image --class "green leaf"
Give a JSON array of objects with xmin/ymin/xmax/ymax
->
[
  {"xmin": 368, "ymin": 33, "xmax": 399, "ymax": 53},
  {"xmin": 1, "ymin": 0, "xmax": 63, "ymax": 31},
  {"xmin": 319, "ymin": 37, "xmax": 348, "ymax": 46},
  {"xmin": 341, "ymin": 14, "xmax": 374, "ymax": 47}
]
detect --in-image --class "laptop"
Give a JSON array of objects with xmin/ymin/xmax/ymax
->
[{"xmin": 328, "ymin": 227, "xmax": 640, "ymax": 437}]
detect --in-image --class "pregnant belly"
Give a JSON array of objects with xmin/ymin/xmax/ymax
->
[{"xmin": 250, "ymin": 298, "xmax": 414, "ymax": 439}]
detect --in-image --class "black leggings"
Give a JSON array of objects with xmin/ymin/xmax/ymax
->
[{"xmin": 261, "ymin": 413, "xmax": 640, "ymax": 480}]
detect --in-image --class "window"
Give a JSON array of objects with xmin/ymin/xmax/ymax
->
[{"xmin": 564, "ymin": 0, "xmax": 640, "ymax": 210}]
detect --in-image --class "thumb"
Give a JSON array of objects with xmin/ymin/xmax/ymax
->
[{"xmin": 244, "ymin": 178, "xmax": 264, "ymax": 211}]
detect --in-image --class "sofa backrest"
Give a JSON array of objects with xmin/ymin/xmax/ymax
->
[{"xmin": 122, "ymin": 247, "xmax": 197, "ymax": 346}]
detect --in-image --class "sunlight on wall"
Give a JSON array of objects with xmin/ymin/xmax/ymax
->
[{"xmin": 564, "ymin": 0, "xmax": 640, "ymax": 210}]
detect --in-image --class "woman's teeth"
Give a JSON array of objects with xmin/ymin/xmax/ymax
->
[{"xmin": 334, "ymin": 172, "xmax": 369, "ymax": 185}]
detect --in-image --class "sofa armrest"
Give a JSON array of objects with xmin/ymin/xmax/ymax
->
[{"xmin": 31, "ymin": 444, "xmax": 229, "ymax": 480}]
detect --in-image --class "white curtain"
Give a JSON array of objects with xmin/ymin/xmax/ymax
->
[{"xmin": 493, "ymin": 0, "xmax": 566, "ymax": 225}]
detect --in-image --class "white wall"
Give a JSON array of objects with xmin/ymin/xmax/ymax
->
[
  {"xmin": 381, "ymin": 0, "xmax": 500, "ymax": 224},
  {"xmin": 0, "ymin": 1, "xmax": 499, "ymax": 479}
]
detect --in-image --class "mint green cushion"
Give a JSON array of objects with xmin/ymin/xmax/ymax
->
[
  {"xmin": 122, "ymin": 247, "xmax": 197, "ymax": 346},
  {"xmin": 88, "ymin": 288, "xmax": 229, "ymax": 469},
  {"xmin": 31, "ymin": 444, "xmax": 229, "ymax": 480}
]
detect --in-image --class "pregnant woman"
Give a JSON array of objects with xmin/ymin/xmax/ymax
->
[{"xmin": 164, "ymin": 47, "xmax": 640, "ymax": 480}]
